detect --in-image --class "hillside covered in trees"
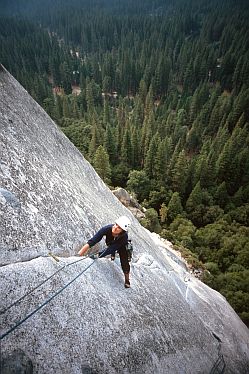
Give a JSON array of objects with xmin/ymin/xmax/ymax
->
[{"xmin": 1, "ymin": 0, "xmax": 249, "ymax": 325}]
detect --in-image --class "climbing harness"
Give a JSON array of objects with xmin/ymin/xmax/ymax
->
[
  {"xmin": 126, "ymin": 239, "xmax": 133, "ymax": 262},
  {"xmin": 0, "ymin": 250, "xmax": 104, "ymax": 340}
]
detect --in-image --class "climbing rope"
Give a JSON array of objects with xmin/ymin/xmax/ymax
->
[
  {"xmin": 0, "ymin": 252, "xmax": 227, "ymax": 374},
  {"xmin": 209, "ymin": 333, "xmax": 226, "ymax": 374},
  {"xmin": 0, "ymin": 250, "xmax": 106, "ymax": 340},
  {"xmin": 210, "ymin": 347, "xmax": 225, "ymax": 373},
  {"xmin": 0, "ymin": 253, "xmax": 90, "ymax": 315}
]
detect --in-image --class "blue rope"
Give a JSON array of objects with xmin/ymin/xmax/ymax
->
[
  {"xmin": 0, "ymin": 256, "xmax": 99, "ymax": 340},
  {"xmin": 209, "ymin": 341, "xmax": 226, "ymax": 373},
  {"xmin": 0, "ymin": 255, "xmax": 90, "ymax": 315}
]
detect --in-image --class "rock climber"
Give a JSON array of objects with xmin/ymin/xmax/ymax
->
[{"xmin": 78, "ymin": 216, "xmax": 132, "ymax": 288}]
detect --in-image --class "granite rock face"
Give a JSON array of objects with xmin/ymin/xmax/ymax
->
[{"xmin": 0, "ymin": 65, "xmax": 249, "ymax": 374}]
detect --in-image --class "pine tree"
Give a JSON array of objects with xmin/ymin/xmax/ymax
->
[
  {"xmin": 171, "ymin": 150, "xmax": 189, "ymax": 197},
  {"xmin": 172, "ymin": 109, "xmax": 188, "ymax": 148},
  {"xmin": 104, "ymin": 124, "xmax": 117, "ymax": 165},
  {"xmin": 207, "ymin": 95, "xmax": 226, "ymax": 136},
  {"xmin": 186, "ymin": 181, "xmax": 203, "ymax": 213},
  {"xmin": 185, "ymin": 181, "xmax": 211, "ymax": 227},
  {"xmin": 228, "ymin": 88, "xmax": 249, "ymax": 129},
  {"xmin": 138, "ymin": 79, "xmax": 147, "ymax": 103},
  {"xmin": 232, "ymin": 55, "xmax": 244, "ymax": 93},
  {"xmin": 72, "ymin": 96, "xmax": 79, "ymax": 119},
  {"xmin": 155, "ymin": 137, "xmax": 173, "ymax": 186},
  {"xmin": 185, "ymin": 120, "xmax": 201, "ymax": 153},
  {"xmin": 102, "ymin": 75, "xmax": 111, "ymax": 93},
  {"xmin": 103, "ymin": 96, "xmax": 111, "ymax": 126},
  {"xmin": 167, "ymin": 192, "xmax": 184, "ymax": 223},
  {"xmin": 130, "ymin": 126, "xmax": 142, "ymax": 169},
  {"xmin": 126, "ymin": 170, "xmax": 151, "ymax": 202},
  {"xmin": 214, "ymin": 182, "xmax": 229, "ymax": 208},
  {"xmin": 62, "ymin": 95, "xmax": 71, "ymax": 119},
  {"xmin": 216, "ymin": 124, "xmax": 246, "ymax": 194},
  {"xmin": 49, "ymin": 53, "xmax": 61, "ymax": 86},
  {"xmin": 192, "ymin": 141, "xmax": 215, "ymax": 189},
  {"xmin": 144, "ymin": 84, "xmax": 154, "ymax": 119},
  {"xmin": 53, "ymin": 95, "xmax": 63, "ymax": 122},
  {"xmin": 120, "ymin": 123, "xmax": 133, "ymax": 167},
  {"xmin": 144, "ymin": 133, "xmax": 160, "ymax": 180},
  {"xmin": 60, "ymin": 61, "xmax": 72, "ymax": 95},
  {"xmin": 189, "ymin": 87, "xmax": 200, "ymax": 125},
  {"xmin": 86, "ymin": 78, "xmax": 95, "ymax": 113},
  {"xmin": 131, "ymin": 96, "xmax": 144, "ymax": 126},
  {"xmin": 93, "ymin": 145, "xmax": 112, "ymax": 184},
  {"xmin": 208, "ymin": 124, "xmax": 229, "ymax": 165},
  {"xmin": 43, "ymin": 96, "xmax": 55, "ymax": 118},
  {"xmin": 141, "ymin": 110, "xmax": 155, "ymax": 164},
  {"xmin": 88, "ymin": 112, "xmax": 103, "ymax": 160},
  {"xmin": 168, "ymin": 140, "xmax": 181, "ymax": 189}
]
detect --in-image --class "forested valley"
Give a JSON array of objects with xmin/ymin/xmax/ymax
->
[{"xmin": 1, "ymin": 0, "xmax": 249, "ymax": 325}]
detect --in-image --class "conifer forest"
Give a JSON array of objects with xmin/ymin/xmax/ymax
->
[{"xmin": 1, "ymin": 0, "xmax": 249, "ymax": 325}]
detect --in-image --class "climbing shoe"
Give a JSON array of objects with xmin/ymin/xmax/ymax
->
[{"xmin": 124, "ymin": 280, "xmax": 130, "ymax": 288}]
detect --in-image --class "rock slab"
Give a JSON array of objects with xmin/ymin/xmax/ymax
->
[{"xmin": 0, "ymin": 65, "xmax": 249, "ymax": 373}]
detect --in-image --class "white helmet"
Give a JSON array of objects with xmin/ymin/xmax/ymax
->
[{"xmin": 115, "ymin": 216, "xmax": 131, "ymax": 231}]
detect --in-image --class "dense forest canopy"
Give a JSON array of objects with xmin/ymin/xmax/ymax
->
[{"xmin": 1, "ymin": 0, "xmax": 249, "ymax": 325}]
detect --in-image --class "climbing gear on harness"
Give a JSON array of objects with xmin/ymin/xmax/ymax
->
[
  {"xmin": 126, "ymin": 239, "xmax": 133, "ymax": 262},
  {"xmin": 115, "ymin": 216, "xmax": 131, "ymax": 231},
  {"xmin": 89, "ymin": 253, "xmax": 99, "ymax": 260}
]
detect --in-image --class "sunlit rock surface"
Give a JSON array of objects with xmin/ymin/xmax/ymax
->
[{"xmin": 0, "ymin": 65, "xmax": 249, "ymax": 373}]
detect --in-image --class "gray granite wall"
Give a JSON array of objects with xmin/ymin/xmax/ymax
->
[{"xmin": 0, "ymin": 65, "xmax": 248, "ymax": 374}]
